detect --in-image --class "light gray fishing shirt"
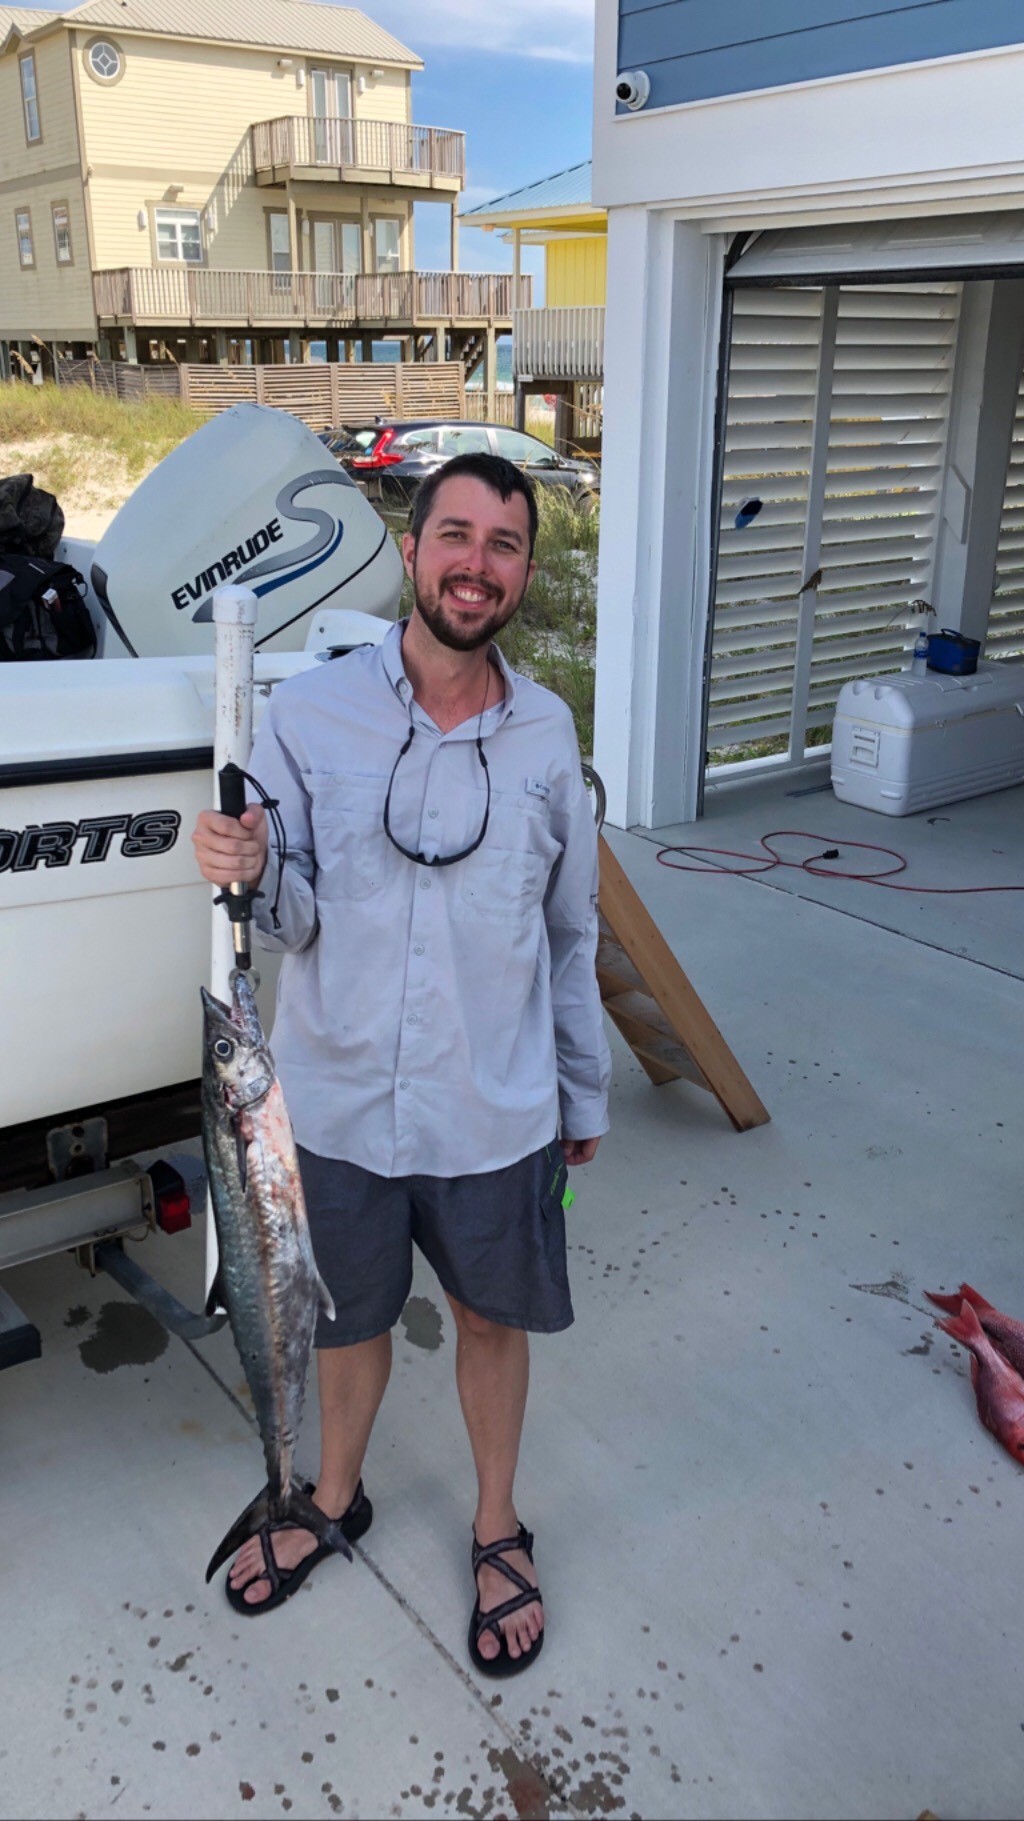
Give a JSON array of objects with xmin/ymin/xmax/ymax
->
[{"xmin": 251, "ymin": 620, "xmax": 610, "ymax": 1178}]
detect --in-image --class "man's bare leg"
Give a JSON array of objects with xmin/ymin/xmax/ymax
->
[
  {"xmin": 446, "ymin": 1295, "xmax": 542, "ymax": 1662},
  {"xmin": 229, "ymin": 1331, "xmax": 392, "ymax": 1605}
]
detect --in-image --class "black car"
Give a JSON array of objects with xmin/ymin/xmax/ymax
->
[{"xmin": 319, "ymin": 420, "xmax": 600, "ymax": 513}]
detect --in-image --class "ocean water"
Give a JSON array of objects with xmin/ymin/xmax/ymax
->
[{"xmin": 308, "ymin": 336, "xmax": 513, "ymax": 387}]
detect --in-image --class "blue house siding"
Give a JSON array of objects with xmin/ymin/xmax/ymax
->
[{"xmin": 617, "ymin": 0, "xmax": 1024, "ymax": 109}]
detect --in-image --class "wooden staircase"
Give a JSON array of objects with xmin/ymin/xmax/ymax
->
[{"xmin": 598, "ymin": 835, "xmax": 769, "ymax": 1133}]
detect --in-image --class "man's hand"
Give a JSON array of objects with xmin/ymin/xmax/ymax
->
[
  {"xmin": 192, "ymin": 805, "xmax": 269, "ymax": 888},
  {"xmin": 562, "ymin": 1137, "xmax": 601, "ymax": 1167}
]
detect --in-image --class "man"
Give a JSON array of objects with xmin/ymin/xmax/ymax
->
[{"xmin": 192, "ymin": 452, "xmax": 610, "ymax": 1676}]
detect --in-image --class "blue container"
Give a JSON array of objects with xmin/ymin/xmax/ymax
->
[{"xmin": 927, "ymin": 628, "xmax": 980, "ymax": 676}]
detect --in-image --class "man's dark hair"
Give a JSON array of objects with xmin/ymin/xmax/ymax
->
[{"xmin": 410, "ymin": 450, "xmax": 538, "ymax": 559}]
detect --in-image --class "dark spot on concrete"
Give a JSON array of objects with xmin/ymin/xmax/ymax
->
[
  {"xmin": 239, "ymin": 1783, "xmax": 255, "ymax": 1802},
  {"xmin": 152, "ymin": 1741, "xmax": 166, "ymax": 1752},
  {"xmin": 842, "ymin": 1632, "xmax": 853, "ymax": 1642},
  {"xmin": 487, "ymin": 1746, "xmax": 551, "ymax": 1820},
  {"xmin": 186, "ymin": 1743, "xmax": 200, "ymax": 1757},
  {"xmin": 325, "ymin": 1688, "xmax": 339, "ymax": 1703},
  {"xmin": 64, "ymin": 1305, "xmax": 91, "ymax": 1328},
  {"xmin": 167, "ymin": 1653, "xmax": 193, "ymax": 1674},
  {"xmin": 400, "ymin": 1295, "xmax": 444, "ymax": 1352},
  {"xmin": 79, "ymin": 1302, "xmax": 169, "ymax": 1374},
  {"xmin": 301, "ymin": 1751, "xmax": 313, "ymax": 1763}
]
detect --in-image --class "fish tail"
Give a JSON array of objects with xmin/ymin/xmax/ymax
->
[
  {"xmin": 205, "ymin": 1483, "xmax": 272, "ymax": 1584},
  {"xmin": 958, "ymin": 1282, "xmax": 997, "ymax": 1315},
  {"xmin": 935, "ymin": 1298, "xmax": 986, "ymax": 1349},
  {"xmin": 925, "ymin": 1287, "xmax": 966, "ymax": 1315},
  {"xmin": 285, "ymin": 1479, "xmax": 352, "ymax": 1563}
]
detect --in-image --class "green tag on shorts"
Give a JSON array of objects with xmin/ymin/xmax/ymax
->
[{"xmin": 562, "ymin": 1186, "xmax": 575, "ymax": 1213}]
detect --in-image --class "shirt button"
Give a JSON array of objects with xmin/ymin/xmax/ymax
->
[
  {"xmin": 419, "ymin": 877, "xmax": 431, "ymax": 890},
  {"xmin": 428, "ymin": 808, "xmax": 439, "ymax": 819},
  {"xmin": 407, "ymin": 1013, "xmax": 419, "ymax": 1025},
  {"xmin": 399, "ymin": 1078, "xmax": 410, "ymax": 1090},
  {"xmin": 413, "ymin": 944, "xmax": 425, "ymax": 956}
]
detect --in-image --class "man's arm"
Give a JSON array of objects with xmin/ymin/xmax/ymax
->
[{"xmin": 545, "ymin": 728, "xmax": 612, "ymax": 1159}]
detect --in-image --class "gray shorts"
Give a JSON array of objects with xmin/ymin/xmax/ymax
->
[{"xmin": 298, "ymin": 1138, "xmax": 574, "ymax": 1346}]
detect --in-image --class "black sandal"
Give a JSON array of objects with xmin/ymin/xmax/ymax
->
[
  {"xmin": 468, "ymin": 1522, "xmax": 544, "ymax": 1678},
  {"xmin": 226, "ymin": 1479, "xmax": 372, "ymax": 1616}
]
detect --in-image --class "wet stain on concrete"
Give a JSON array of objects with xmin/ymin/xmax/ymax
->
[
  {"xmin": 78, "ymin": 1302, "xmax": 168, "ymax": 1374},
  {"xmin": 64, "ymin": 1305, "xmax": 91, "ymax": 1329},
  {"xmin": 400, "ymin": 1295, "xmax": 445, "ymax": 1352},
  {"xmin": 485, "ymin": 1747, "xmax": 550, "ymax": 1820},
  {"xmin": 850, "ymin": 1273, "xmax": 910, "ymax": 1304}
]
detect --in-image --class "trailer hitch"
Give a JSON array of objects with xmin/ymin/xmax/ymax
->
[{"xmin": 93, "ymin": 1240, "xmax": 228, "ymax": 1342}]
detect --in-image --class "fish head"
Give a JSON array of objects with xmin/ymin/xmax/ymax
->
[{"xmin": 201, "ymin": 984, "xmax": 274, "ymax": 1113}]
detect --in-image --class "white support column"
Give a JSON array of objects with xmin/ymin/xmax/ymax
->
[
  {"xmin": 593, "ymin": 210, "xmax": 724, "ymax": 829},
  {"xmin": 214, "ymin": 329, "xmax": 229, "ymax": 366},
  {"xmin": 450, "ymin": 202, "xmax": 459, "ymax": 273},
  {"xmin": 123, "ymin": 327, "xmax": 138, "ymax": 364},
  {"xmin": 928, "ymin": 278, "xmax": 1024, "ymax": 644},
  {"xmin": 484, "ymin": 324, "xmax": 497, "ymax": 421},
  {"xmin": 513, "ymin": 227, "xmax": 522, "ymax": 309},
  {"xmin": 287, "ymin": 184, "xmax": 299, "ymax": 271},
  {"xmin": 788, "ymin": 286, "xmax": 838, "ymax": 762}
]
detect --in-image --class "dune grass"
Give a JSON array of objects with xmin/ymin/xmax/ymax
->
[{"xmin": 0, "ymin": 380, "xmax": 201, "ymax": 481}]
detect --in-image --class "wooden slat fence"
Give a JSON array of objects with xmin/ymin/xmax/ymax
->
[
  {"xmin": 178, "ymin": 360, "xmax": 466, "ymax": 428},
  {"xmin": 56, "ymin": 357, "xmax": 180, "ymax": 400}
]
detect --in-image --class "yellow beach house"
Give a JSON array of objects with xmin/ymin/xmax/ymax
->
[
  {"xmin": 462, "ymin": 160, "xmax": 605, "ymax": 448},
  {"xmin": 0, "ymin": 0, "xmax": 523, "ymax": 380}
]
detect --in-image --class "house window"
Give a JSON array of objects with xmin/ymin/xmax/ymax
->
[
  {"xmin": 154, "ymin": 208, "xmax": 202, "ymax": 263},
  {"xmin": 88, "ymin": 39, "xmax": 122, "ymax": 80},
  {"xmin": 19, "ymin": 53, "xmax": 41, "ymax": 144},
  {"xmin": 51, "ymin": 202, "xmax": 73, "ymax": 265},
  {"xmin": 373, "ymin": 218, "xmax": 401, "ymax": 275},
  {"xmin": 15, "ymin": 208, "xmax": 35, "ymax": 269}
]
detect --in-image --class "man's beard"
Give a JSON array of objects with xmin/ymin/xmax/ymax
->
[{"xmin": 412, "ymin": 567, "xmax": 526, "ymax": 652}]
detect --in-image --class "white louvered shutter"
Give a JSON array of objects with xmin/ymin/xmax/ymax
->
[
  {"xmin": 707, "ymin": 283, "xmax": 960, "ymax": 764},
  {"xmin": 990, "ymin": 380, "xmax": 1024, "ymax": 659}
]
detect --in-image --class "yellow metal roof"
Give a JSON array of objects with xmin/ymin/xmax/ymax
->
[{"xmin": 2, "ymin": 0, "xmax": 422, "ymax": 65}]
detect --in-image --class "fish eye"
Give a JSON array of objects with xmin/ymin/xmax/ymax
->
[{"xmin": 213, "ymin": 1037, "xmax": 235, "ymax": 1060}]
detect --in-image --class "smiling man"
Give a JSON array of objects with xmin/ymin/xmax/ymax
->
[{"xmin": 191, "ymin": 453, "xmax": 610, "ymax": 1676}]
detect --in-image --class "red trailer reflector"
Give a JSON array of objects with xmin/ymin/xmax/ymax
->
[{"xmin": 147, "ymin": 1160, "xmax": 192, "ymax": 1235}]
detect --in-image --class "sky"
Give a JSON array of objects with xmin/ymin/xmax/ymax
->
[{"xmin": 16, "ymin": 0, "xmax": 597, "ymax": 294}]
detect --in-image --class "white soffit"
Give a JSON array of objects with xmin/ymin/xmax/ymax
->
[{"xmin": 730, "ymin": 212, "xmax": 1024, "ymax": 284}]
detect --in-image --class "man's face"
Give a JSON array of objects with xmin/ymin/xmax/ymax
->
[{"xmin": 401, "ymin": 473, "xmax": 535, "ymax": 652}]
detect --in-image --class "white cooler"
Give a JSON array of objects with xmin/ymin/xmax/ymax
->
[{"xmin": 831, "ymin": 659, "xmax": 1024, "ymax": 815}]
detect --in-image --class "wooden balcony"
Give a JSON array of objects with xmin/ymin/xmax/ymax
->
[
  {"xmin": 252, "ymin": 116, "xmax": 465, "ymax": 192},
  {"xmin": 93, "ymin": 267, "xmax": 529, "ymax": 331},
  {"xmin": 514, "ymin": 305, "xmax": 605, "ymax": 382}
]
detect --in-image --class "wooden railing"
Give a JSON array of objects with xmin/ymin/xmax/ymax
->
[
  {"xmin": 514, "ymin": 306, "xmax": 605, "ymax": 381},
  {"xmin": 94, "ymin": 268, "xmax": 529, "ymax": 326},
  {"xmin": 252, "ymin": 115, "xmax": 465, "ymax": 182}
]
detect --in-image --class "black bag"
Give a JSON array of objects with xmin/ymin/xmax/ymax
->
[
  {"xmin": 0, "ymin": 473, "xmax": 64, "ymax": 558},
  {"xmin": 0, "ymin": 553, "xmax": 96, "ymax": 661}
]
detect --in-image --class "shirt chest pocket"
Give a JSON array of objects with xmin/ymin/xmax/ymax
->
[
  {"xmin": 458, "ymin": 847, "xmax": 551, "ymax": 924},
  {"xmin": 307, "ymin": 772, "xmax": 395, "ymax": 902}
]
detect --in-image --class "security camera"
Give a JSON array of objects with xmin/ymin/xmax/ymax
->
[{"xmin": 615, "ymin": 69, "xmax": 650, "ymax": 111}]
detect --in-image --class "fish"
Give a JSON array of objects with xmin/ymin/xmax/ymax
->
[
  {"xmin": 934, "ymin": 1298, "xmax": 1024, "ymax": 1467},
  {"xmin": 925, "ymin": 1282, "xmax": 1024, "ymax": 1378},
  {"xmin": 200, "ymin": 969, "xmax": 351, "ymax": 1583}
]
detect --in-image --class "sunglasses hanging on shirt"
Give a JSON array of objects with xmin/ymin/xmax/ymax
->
[{"xmin": 383, "ymin": 670, "xmax": 492, "ymax": 868}]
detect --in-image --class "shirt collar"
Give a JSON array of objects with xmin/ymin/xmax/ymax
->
[{"xmin": 380, "ymin": 618, "xmax": 518, "ymax": 726}]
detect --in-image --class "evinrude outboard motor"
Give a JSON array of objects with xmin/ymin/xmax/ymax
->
[{"xmin": 91, "ymin": 404, "xmax": 403, "ymax": 658}]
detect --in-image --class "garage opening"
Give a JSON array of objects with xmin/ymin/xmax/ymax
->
[{"xmin": 703, "ymin": 213, "xmax": 1024, "ymax": 779}]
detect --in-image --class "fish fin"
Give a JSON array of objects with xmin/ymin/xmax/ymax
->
[
  {"xmin": 205, "ymin": 1483, "xmax": 271, "ymax": 1583},
  {"xmin": 235, "ymin": 1129, "xmax": 249, "ymax": 1194},
  {"xmin": 286, "ymin": 1480, "xmax": 352, "ymax": 1563},
  {"xmin": 316, "ymin": 1275, "xmax": 336, "ymax": 1322},
  {"xmin": 936, "ymin": 1299, "xmax": 986, "ymax": 1348},
  {"xmin": 925, "ymin": 1288, "xmax": 964, "ymax": 1315},
  {"xmin": 204, "ymin": 1268, "xmax": 227, "ymax": 1318},
  {"xmin": 959, "ymin": 1282, "xmax": 998, "ymax": 1315}
]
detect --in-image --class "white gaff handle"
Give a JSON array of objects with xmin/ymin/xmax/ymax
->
[{"xmin": 207, "ymin": 584, "xmax": 258, "ymax": 1297}]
